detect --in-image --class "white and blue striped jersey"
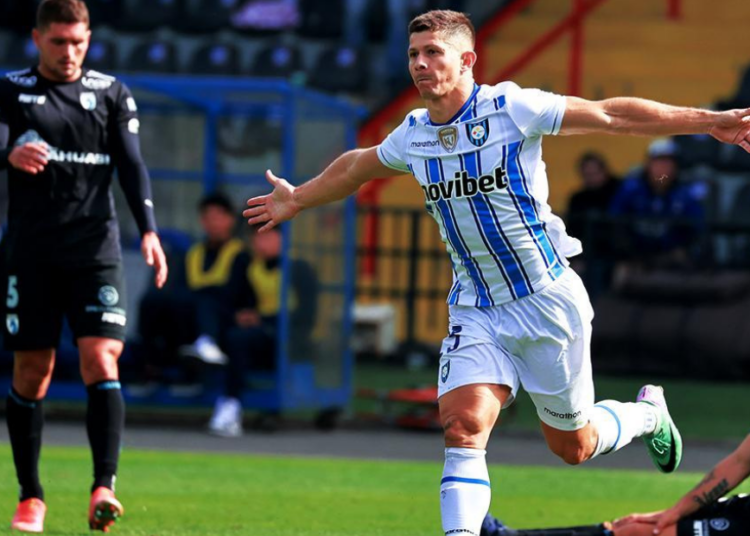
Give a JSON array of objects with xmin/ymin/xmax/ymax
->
[{"xmin": 377, "ymin": 82, "xmax": 582, "ymax": 307}]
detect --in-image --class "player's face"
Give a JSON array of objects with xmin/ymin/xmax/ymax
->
[
  {"xmin": 408, "ymin": 31, "xmax": 465, "ymax": 100},
  {"xmin": 33, "ymin": 22, "xmax": 90, "ymax": 82},
  {"xmin": 200, "ymin": 206, "xmax": 236, "ymax": 243}
]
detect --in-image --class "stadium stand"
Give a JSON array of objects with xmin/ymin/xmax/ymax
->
[
  {"xmin": 250, "ymin": 42, "xmax": 304, "ymax": 79},
  {"xmin": 188, "ymin": 42, "xmax": 241, "ymax": 76},
  {"xmin": 180, "ymin": 0, "xmax": 240, "ymax": 34},
  {"xmin": 2, "ymin": 34, "xmax": 38, "ymax": 69},
  {"xmin": 308, "ymin": 45, "xmax": 368, "ymax": 94},
  {"xmin": 119, "ymin": 0, "xmax": 179, "ymax": 32},
  {"xmin": 85, "ymin": 38, "xmax": 118, "ymax": 71},
  {"xmin": 125, "ymin": 38, "xmax": 179, "ymax": 73}
]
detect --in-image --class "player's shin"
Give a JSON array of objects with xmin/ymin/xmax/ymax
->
[
  {"xmin": 86, "ymin": 381, "xmax": 125, "ymax": 491},
  {"xmin": 589, "ymin": 400, "xmax": 657, "ymax": 458},
  {"xmin": 441, "ymin": 447, "xmax": 491, "ymax": 536},
  {"xmin": 6, "ymin": 388, "xmax": 45, "ymax": 501}
]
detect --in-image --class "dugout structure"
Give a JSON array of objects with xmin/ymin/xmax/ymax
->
[{"xmin": 0, "ymin": 74, "xmax": 360, "ymax": 419}]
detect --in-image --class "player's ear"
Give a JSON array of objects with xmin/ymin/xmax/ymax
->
[
  {"xmin": 31, "ymin": 28, "xmax": 41, "ymax": 49},
  {"xmin": 460, "ymin": 50, "xmax": 477, "ymax": 73}
]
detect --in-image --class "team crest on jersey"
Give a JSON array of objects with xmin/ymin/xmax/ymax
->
[
  {"xmin": 709, "ymin": 518, "xmax": 730, "ymax": 531},
  {"xmin": 6, "ymin": 314, "xmax": 19, "ymax": 335},
  {"xmin": 98, "ymin": 285, "xmax": 119, "ymax": 306},
  {"xmin": 438, "ymin": 126, "xmax": 458, "ymax": 153},
  {"xmin": 466, "ymin": 118, "xmax": 490, "ymax": 147},
  {"xmin": 80, "ymin": 92, "xmax": 97, "ymax": 111}
]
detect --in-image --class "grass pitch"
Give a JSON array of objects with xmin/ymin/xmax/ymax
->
[{"xmin": 1, "ymin": 445, "xmax": 749, "ymax": 536}]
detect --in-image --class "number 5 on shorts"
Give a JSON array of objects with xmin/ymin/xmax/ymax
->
[
  {"xmin": 6, "ymin": 276, "xmax": 19, "ymax": 309},
  {"xmin": 447, "ymin": 325, "xmax": 462, "ymax": 353}
]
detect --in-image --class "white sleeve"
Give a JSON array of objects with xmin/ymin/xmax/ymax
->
[
  {"xmin": 504, "ymin": 82, "xmax": 566, "ymax": 138},
  {"xmin": 376, "ymin": 116, "xmax": 411, "ymax": 173}
]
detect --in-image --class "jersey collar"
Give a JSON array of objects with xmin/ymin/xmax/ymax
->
[{"xmin": 427, "ymin": 84, "xmax": 480, "ymax": 127}]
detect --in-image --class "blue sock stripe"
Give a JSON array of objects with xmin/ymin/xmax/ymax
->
[
  {"xmin": 95, "ymin": 381, "xmax": 122, "ymax": 390},
  {"xmin": 8, "ymin": 389, "xmax": 36, "ymax": 408},
  {"xmin": 440, "ymin": 476, "xmax": 491, "ymax": 488},
  {"xmin": 594, "ymin": 404, "xmax": 621, "ymax": 455}
]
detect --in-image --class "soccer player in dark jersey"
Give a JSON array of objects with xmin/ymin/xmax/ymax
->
[
  {"xmin": 0, "ymin": 0, "xmax": 168, "ymax": 532},
  {"xmin": 480, "ymin": 434, "xmax": 750, "ymax": 536}
]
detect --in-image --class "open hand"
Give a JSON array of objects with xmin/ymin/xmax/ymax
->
[
  {"xmin": 9, "ymin": 142, "xmax": 48, "ymax": 175},
  {"xmin": 613, "ymin": 507, "xmax": 680, "ymax": 534},
  {"xmin": 243, "ymin": 169, "xmax": 300, "ymax": 232},
  {"xmin": 709, "ymin": 108, "xmax": 750, "ymax": 152},
  {"xmin": 141, "ymin": 231, "xmax": 168, "ymax": 289}
]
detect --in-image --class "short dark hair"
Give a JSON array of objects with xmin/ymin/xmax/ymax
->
[
  {"xmin": 408, "ymin": 10, "xmax": 475, "ymax": 47},
  {"xmin": 578, "ymin": 151, "xmax": 609, "ymax": 172},
  {"xmin": 198, "ymin": 192, "xmax": 234, "ymax": 214},
  {"xmin": 37, "ymin": 0, "xmax": 90, "ymax": 30}
]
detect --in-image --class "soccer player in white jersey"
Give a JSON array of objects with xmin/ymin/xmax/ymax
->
[{"xmin": 244, "ymin": 10, "xmax": 750, "ymax": 536}]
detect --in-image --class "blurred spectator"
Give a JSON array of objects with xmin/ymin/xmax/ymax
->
[
  {"xmin": 609, "ymin": 138, "xmax": 705, "ymax": 268},
  {"xmin": 208, "ymin": 225, "xmax": 317, "ymax": 437},
  {"xmin": 567, "ymin": 152, "xmax": 620, "ymax": 241},
  {"xmin": 566, "ymin": 152, "xmax": 620, "ymax": 297},
  {"xmin": 130, "ymin": 192, "xmax": 248, "ymax": 394}
]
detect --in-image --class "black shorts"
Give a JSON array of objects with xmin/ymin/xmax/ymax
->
[
  {"xmin": 677, "ymin": 495, "xmax": 750, "ymax": 536},
  {"xmin": 3, "ymin": 263, "xmax": 127, "ymax": 351}
]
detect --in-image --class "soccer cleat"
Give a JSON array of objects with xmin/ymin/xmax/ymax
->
[
  {"xmin": 179, "ymin": 335, "xmax": 228, "ymax": 365},
  {"xmin": 480, "ymin": 513, "xmax": 510, "ymax": 536},
  {"xmin": 10, "ymin": 498, "xmax": 46, "ymax": 533},
  {"xmin": 637, "ymin": 385, "xmax": 683, "ymax": 473},
  {"xmin": 89, "ymin": 487, "xmax": 124, "ymax": 532}
]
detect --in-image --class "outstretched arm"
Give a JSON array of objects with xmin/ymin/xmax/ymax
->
[
  {"xmin": 560, "ymin": 96, "xmax": 750, "ymax": 151},
  {"xmin": 243, "ymin": 146, "xmax": 403, "ymax": 232},
  {"xmin": 614, "ymin": 434, "xmax": 750, "ymax": 534}
]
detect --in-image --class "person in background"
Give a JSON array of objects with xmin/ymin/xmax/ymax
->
[
  {"xmin": 208, "ymin": 224, "xmax": 317, "ymax": 437},
  {"xmin": 132, "ymin": 192, "xmax": 247, "ymax": 393},
  {"xmin": 609, "ymin": 138, "xmax": 705, "ymax": 268},
  {"xmin": 566, "ymin": 152, "xmax": 620, "ymax": 297}
]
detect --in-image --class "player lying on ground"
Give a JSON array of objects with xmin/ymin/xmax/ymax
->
[
  {"xmin": 480, "ymin": 434, "xmax": 750, "ymax": 536},
  {"xmin": 243, "ymin": 9, "xmax": 750, "ymax": 536},
  {"xmin": 0, "ymin": 0, "xmax": 167, "ymax": 532}
]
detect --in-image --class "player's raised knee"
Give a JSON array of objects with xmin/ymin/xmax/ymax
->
[
  {"xmin": 552, "ymin": 441, "xmax": 591, "ymax": 466},
  {"xmin": 442, "ymin": 411, "xmax": 488, "ymax": 445}
]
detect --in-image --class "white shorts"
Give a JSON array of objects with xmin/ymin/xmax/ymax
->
[{"xmin": 436, "ymin": 269, "xmax": 595, "ymax": 431}]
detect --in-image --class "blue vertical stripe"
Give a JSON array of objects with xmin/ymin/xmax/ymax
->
[
  {"xmin": 461, "ymin": 152, "xmax": 532, "ymax": 300},
  {"xmin": 426, "ymin": 158, "xmax": 489, "ymax": 306},
  {"xmin": 514, "ymin": 144, "xmax": 566, "ymax": 270},
  {"xmin": 505, "ymin": 141, "xmax": 564, "ymax": 279}
]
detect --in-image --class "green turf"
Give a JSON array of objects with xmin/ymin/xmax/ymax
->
[
  {"xmin": 356, "ymin": 364, "xmax": 750, "ymax": 440},
  {"xmin": 1, "ymin": 445, "xmax": 749, "ymax": 535}
]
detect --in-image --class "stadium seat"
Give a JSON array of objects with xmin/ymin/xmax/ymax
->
[
  {"xmin": 297, "ymin": 0, "xmax": 344, "ymax": 38},
  {"xmin": 119, "ymin": 0, "xmax": 179, "ymax": 32},
  {"xmin": 86, "ymin": 0, "xmax": 122, "ymax": 28},
  {"xmin": 308, "ymin": 45, "xmax": 368, "ymax": 94},
  {"xmin": 0, "ymin": 0, "xmax": 37, "ymax": 32},
  {"xmin": 188, "ymin": 42, "xmax": 240, "ymax": 76},
  {"xmin": 125, "ymin": 39, "xmax": 179, "ymax": 74},
  {"xmin": 180, "ymin": 0, "xmax": 240, "ymax": 34},
  {"xmin": 2, "ymin": 33, "xmax": 38, "ymax": 69},
  {"xmin": 250, "ymin": 43, "xmax": 304, "ymax": 79},
  {"xmin": 84, "ymin": 38, "xmax": 118, "ymax": 72}
]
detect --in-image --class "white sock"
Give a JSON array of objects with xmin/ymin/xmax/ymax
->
[
  {"xmin": 589, "ymin": 400, "xmax": 659, "ymax": 458},
  {"xmin": 441, "ymin": 447, "xmax": 491, "ymax": 536}
]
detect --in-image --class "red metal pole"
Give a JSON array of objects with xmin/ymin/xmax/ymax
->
[
  {"xmin": 667, "ymin": 0, "xmax": 681, "ymax": 20},
  {"xmin": 568, "ymin": 0, "xmax": 586, "ymax": 96}
]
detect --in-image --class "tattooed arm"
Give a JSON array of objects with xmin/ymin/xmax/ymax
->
[{"xmin": 614, "ymin": 435, "xmax": 750, "ymax": 533}]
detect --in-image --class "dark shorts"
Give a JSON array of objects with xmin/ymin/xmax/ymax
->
[
  {"xmin": 3, "ymin": 263, "xmax": 127, "ymax": 351},
  {"xmin": 677, "ymin": 495, "xmax": 750, "ymax": 536}
]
